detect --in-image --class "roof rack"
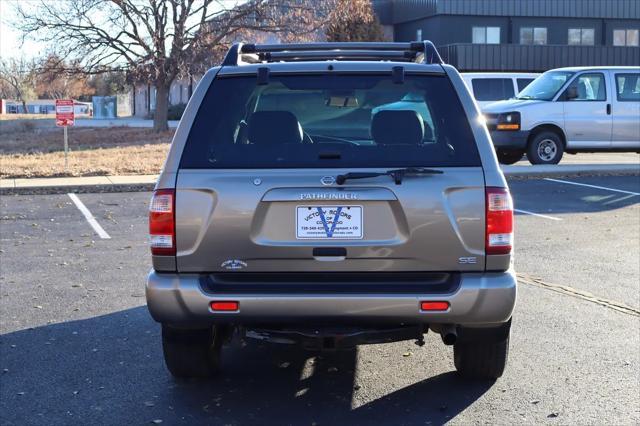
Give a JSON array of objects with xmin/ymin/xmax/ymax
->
[{"xmin": 222, "ymin": 41, "xmax": 444, "ymax": 66}]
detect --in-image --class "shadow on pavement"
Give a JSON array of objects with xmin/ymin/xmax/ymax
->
[
  {"xmin": 0, "ymin": 307, "xmax": 492, "ymax": 425},
  {"xmin": 510, "ymin": 177, "xmax": 639, "ymax": 216}
]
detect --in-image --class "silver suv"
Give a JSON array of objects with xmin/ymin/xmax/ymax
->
[{"xmin": 146, "ymin": 42, "xmax": 516, "ymax": 380}]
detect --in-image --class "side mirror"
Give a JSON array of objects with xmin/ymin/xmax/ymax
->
[{"xmin": 565, "ymin": 85, "xmax": 578, "ymax": 101}]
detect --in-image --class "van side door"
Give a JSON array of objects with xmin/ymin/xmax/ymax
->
[
  {"xmin": 560, "ymin": 72, "xmax": 612, "ymax": 149},
  {"xmin": 611, "ymin": 71, "xmax": 640, "ymax": 149}
]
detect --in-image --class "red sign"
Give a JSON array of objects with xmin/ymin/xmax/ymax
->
[{"xmin": 56, "ymin": 99, "xmax": 75, "ymax": 127}]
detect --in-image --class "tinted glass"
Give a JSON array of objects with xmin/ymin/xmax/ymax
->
[
  {"xmin": 180, "ymin": 74, "xmax": 481, "ymax": 169},
  {"xmin": 517, "ymin": 71, "xmax": 574, "ymax": 101},
  {"xmin": 471, "ymin": 78, "xmax": 515, "ymax": 101},
  {"xmin": 565, "ymin": 73, "xmax": 606, "ymax": 101},
  {"xmin": 520, "ymin": 28, "xmax": 533, "ymax": 44},
  {"xmin": 516, "ymin": 78, "xmax": 535, "ymax": 93},
  {"xmin": 582, "ymin": 29, "xmax": 595, "ymax": 45},
  {"xmin": 534, "ymin": 28, "xmax": 547, "ymax": 45},
  {"xmin": 472, "ymin": 27, "xmax": 485, "ymax": 44},
  {"xmin": 568, "ymin": 28, "xmax": 581, "ymax": 45},
  {"xmin": 615, "ymin": 73, "xmax": 640, "ymax": 101},
  {"xmin": 613, "ymin": 29, "xmax": 626, "ymax": 46},
  {"xmin": 628, "ymin": 29, "xmax": 639, "ymax": 46},
  {"xmin": 486, "ymin": 27, "xmax": 500, "ymax": 44}
]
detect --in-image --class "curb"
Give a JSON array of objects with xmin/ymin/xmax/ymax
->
[
  {"xmin": 502, "ymin": 164, "xmax": 639, "ymax": 179},
  {"xmin": 1, "ymin": 164, "xmax": 638, "ymax": 195}
]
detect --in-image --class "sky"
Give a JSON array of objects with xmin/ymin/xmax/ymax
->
[{"xmin": 0, "ymin": 0, "xmax": 44, "ymax": 60}]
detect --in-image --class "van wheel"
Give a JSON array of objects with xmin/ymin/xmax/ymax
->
[
  {"xmin": 161, "ymin": 325, "xmax": 226, "ymax": 379},
  {"xmin": 454, "ymin": 335, "xmax": 509, "ymax": 380},
  {"xmin": 496, "ymin": 149, "xmax": 524, "ymax": 165},
  {"xmin": 527, "ymin": 131, "xmax": 564, "ymax": 164}
]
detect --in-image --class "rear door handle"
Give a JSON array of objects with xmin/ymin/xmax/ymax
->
[{"xmin": 606, "ymin": 103, "xmax": 611, "ymax": 115}]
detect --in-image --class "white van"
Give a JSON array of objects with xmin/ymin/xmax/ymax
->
[
  {"xmin": 483, "ymin": 67, "xmax": 640, "ymax": 164},
  {"xmin": 461, "ymin": 73, "xmax": 540, "ymax": 108}
]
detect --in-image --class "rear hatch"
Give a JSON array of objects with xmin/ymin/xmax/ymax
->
[{"xmin": 174, "ymin": 71, "xmax": 485, "ymax": 273}]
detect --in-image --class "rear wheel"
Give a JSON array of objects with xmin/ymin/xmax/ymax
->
[
  {"xmin": 496, "ymin": 149, "xmax": 524, "ymax": 165},
  {"xmin": 526, "ymin": 131, "xmax": 564, "ymax": 164},
  {"xmin": 454, "ymin": 335, "xmax": 509, "ymax": 380},
  {"xmin": 161, "ymin": 325, "xmax": 227, "ymax": 379}
]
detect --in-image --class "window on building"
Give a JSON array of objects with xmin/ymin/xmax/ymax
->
[
  {"xmin": 472, "ymin": 26, "xmax": 500, "ymax": 44},
  {"xmin": 568, "ymin": 28, "xmax": 595, "ymax": 45},
  {"xmin": 615, "ymin": 73, "xmax": 640, "ymax": 102},
  {"xmin": 520, "ymin": 27, "xmax": 547, "ymax": 45},
  {"xmin": 613, "ymin": 29, "xmax": 640, "ymax": 46},
  {"xmin": 564, "ymin": 73, "xmax": 606, "ymax": 101},
  {"xmin": 416, "ymin": 29, "xmax": 422, "ymax": 41},
  {"xmin": 471, "ymin": 78, "xmax": 515, "ymax": 101},
  {"xmin": 516, "ymin": 78, "xmax": 536, "ymax": 93}
]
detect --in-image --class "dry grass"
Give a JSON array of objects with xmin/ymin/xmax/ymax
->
[{"xmin": 1, "ymin": 126, "xmax": 173, "ymax": 178}]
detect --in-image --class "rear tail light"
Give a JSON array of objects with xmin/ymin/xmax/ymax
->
[
  {"xmin": 149, "ymin": 189, "xmax": 175, "ymax": 256},
  {"xmin": 486, "ymin": 187, "xmax": 514, "ymax": 255},
  {"xmin": 210, "ymin": 301, "xmax": 239, "ymax": 312},
  {"xmin": 420, "ymin": 301, "xmax": 450, "ymax": 311}
]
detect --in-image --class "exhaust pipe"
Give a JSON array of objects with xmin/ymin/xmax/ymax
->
[{"xmin": 439, "ymin": 325, "xmax": 457, "ymax": 346}]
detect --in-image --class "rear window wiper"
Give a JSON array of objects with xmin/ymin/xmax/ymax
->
[{"xmin": 336, "ymin": 167, "xmax": 443, "ymax": 185}]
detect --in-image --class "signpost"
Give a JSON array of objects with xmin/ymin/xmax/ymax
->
[{"xmin": 55, "ymin": 99, "xmax": 75, "ymax": 169}]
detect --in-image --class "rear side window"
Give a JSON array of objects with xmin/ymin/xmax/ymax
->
[
  {"xmin": 180, "ymin": 74, "xmax": 480, "ymax": 168},
  {"xmin": 516, "ymin": 78, "xmax": 535, "ymax": 93},
  {"xmin": 471, "ymin": 78, "xmax": 515, "ymax": 101},
  {"xmin": 615, "ymin": 73, "xmax": 640, "ymax": 102}
]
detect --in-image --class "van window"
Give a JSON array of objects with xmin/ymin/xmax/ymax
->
[
  {"xmin": 517, "ymin": 71, "xmax": 574, "ymax": 101},
  {"xmin": 180, "ymin": 74, "xmax": 481, "ymax": 169},
  {"xmin": 516, "ymin": 78, "xmax": 535, "ymax": 93},
  {"xmin": 565, "ymin": 73, "xmax": 606, "ymax": 101},
  {"xmin": 615, "ymin": 74, "xmax": 640, "ymax": 102},
  {"xmin": 471, "ymin": 78, "xmax": 515, "ymax": 101}
]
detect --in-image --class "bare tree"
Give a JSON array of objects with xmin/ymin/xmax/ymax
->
[
  {"xmin": 35, "ymin": 55, "xmax": 95, "ymax": 100},
  {"xmin": 325, "ymin": 0, "xmax": 386, "ymax": 43},
  {"xmin": 0, "ymin": 58, "xmax": 37, "ymax": 114},
  {"xmin": 14, "ymin": 0, "xmax": 330, "ymax": 131}
]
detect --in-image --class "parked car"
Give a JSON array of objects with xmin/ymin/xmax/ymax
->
[
  {"xmin": 483, "ymin": 67, "xmax": 640, "ymax": 164},
  {"xmin": 461, "ymin": 72, "xmax": 540, "ymax": 108},
  {"xmin": 146, "ymin": 42, "xmax": 516, "ymax": 380}
]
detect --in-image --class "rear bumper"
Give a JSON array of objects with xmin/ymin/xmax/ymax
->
[
  {"xmin": 489, "ymin": 130, "xmax": 529, "ymax": 149},
  {"xmin": 146, "ymin": 270, "xmax": 517, "ymax": 327}
]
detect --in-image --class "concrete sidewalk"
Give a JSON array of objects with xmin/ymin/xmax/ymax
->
[{"xmin": 1, "ymin": 163, "xmax": 638, "ymax": 193}]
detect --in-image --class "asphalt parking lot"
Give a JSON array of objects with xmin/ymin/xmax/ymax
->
[{"xmin": 1, "ymin": 175, "xmax": 639, "ymax": 425}]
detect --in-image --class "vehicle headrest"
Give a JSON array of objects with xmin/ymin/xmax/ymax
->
[
  {"xmin": 248, "ymin": 111, "xmax": 303, "ymax": 145},
  {"xmin": 577, "ymin": 80, "xmax": 587, "ymax": 99},
  {"xmin": 371, "ymin": 110, "xmax": 424, "ymax": 145}
]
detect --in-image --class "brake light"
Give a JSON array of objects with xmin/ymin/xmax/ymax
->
[
  {"xmin": 210, "ymin": 301, "xmax": 239, "ymax": 312},
  {"xmin": 149, "ymin": 189, "xmax": 175, "ymax": 256},
  {"xmin": 420, "ymin": 301, "xmax": 450, "ymax": 311},
  {"xmin": 486, "ymin": 187, "xmax": 513, "ymax": 255}
]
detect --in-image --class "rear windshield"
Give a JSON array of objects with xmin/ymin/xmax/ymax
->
[
  {"xmin": 180, "ymin": 73, "xmax": 480, "ymax": 168},
  {"xmin": 471, "ymin": 78, "xmax": 515, "ymax": 101}
]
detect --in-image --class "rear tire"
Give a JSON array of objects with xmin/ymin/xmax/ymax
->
[
  {"xmin": 454, "ymin": 335, "xmax": 509, "ymax": 380},
  {"xmin": 496, "ymin": 149, "xmax": 524, "ymax": 165},
  {"xmin": 526, "ymin": 131, "xmax": 564, "ymax": 164},
  {"xmin": 161, "ymin": 325, "xmax": 226, "ymax": 379}
]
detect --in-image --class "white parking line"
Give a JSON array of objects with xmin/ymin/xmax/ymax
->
[
  {"xmin": 67, "ymin": 193, "xmax": 111, "ymax": 239},
  {"xmin": 544, "ymin": 178, "xmax": 640, "ymax": 196},
  {"xmin": 514, "ymin": 208, "xmax": 562, "ymax": 221}
]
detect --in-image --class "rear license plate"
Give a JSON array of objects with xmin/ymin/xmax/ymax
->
[{"xmin": 296, "ymin": 206, "xmax": 363, "ymax": 239}]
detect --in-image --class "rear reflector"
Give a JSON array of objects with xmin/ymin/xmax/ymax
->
[
  {"xmin": 420, "ymin": 301, "xmax": 450, "ymax": 311},
  {"xmin": 149, "ymin": 189, "xmax": 175, "ymax": 256},
  {"xmin": 210, "ymin": 301, "xmax": 239, "ymax": 312},
  {"xmin": 486, "ymin": 187, "xmax": 514, "ymax": 255}
]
